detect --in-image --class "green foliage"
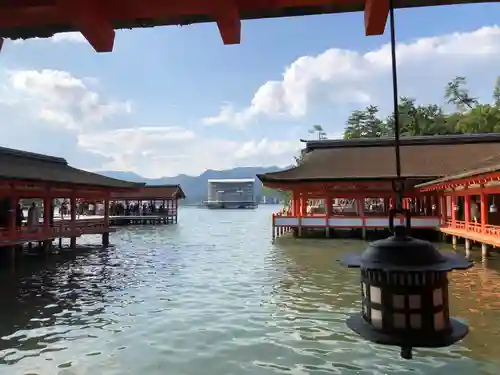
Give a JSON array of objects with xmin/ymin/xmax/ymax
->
[
  {"xmin": 342, "ymin": 75, "xmax": 500, "ymax": 138},
  {"xmin": 308, "ymin": 124, "xmax": 327, "ymax": 140}
]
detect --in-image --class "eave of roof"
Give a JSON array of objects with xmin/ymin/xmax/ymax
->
[
  {"xmin": 0, "ymin": 0, "xmax": 495, "ymax": 42},
  {"xmin": 258, "ymin": 134, "xmax": 500, "ymax": 183},
  {"xmin": 415, "ymin": 154, "xmax": 500, "ymax": 188},
  {"xmin": 302, "ymin": 133, "xmax": 500, "ymax": 151},
  {"xmin": 0, "ymin": 146, "xmax": 145, "ymax": 189}
]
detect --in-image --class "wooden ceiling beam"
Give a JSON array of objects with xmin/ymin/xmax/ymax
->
[
  {"xmin": 213, "ymin": 0, "xmax": 241, "ymax": 45},
  {"xmin": 56, "ymin": 0, "xmax": 115, "ymax": 52},
  {"xmin": 364, "ymin": 0, "xmax": 389, "ymax": 36}
]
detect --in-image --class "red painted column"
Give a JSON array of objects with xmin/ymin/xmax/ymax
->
[
  {"xmin": 325, "ymin": 195, "xmax": 333, "ymax": 217},
  {"xmin": 8, "ymin": 195, "xmax": 17, "ymax": 237},
  {"xmin": 104, "ymin": 195, "xmax": 110, "ymax": 227},
  {"xmin": 451, "ymin": 194, "xmax": 457, "ymax": 227},
  {"xmin": 43, "ymin": 196, "xmax": 52, "ymax": 229},
  {"xmin": 440, "ymin": 195, "xmax": 447, "ymax": 224},
  {"xmin": 464, "ymin": 193, "xmax": 471, "ymax": 229},
  {"xmin": 299, "ymin": 195, "xmax": 305, "ymax": 216},
  {"xmin": 480, "ymin": 191, "xmax": 488, "ymax": 231}
]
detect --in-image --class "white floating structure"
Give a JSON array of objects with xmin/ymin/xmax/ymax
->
[{"xmin": 206, "ymin": 178, "xmax": 257, "ymax": 209}]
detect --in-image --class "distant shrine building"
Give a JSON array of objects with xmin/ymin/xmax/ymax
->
[
  {"xmin": 258, "ymin": 134, "xmax": 500, "ymax": 255},
  {"xmin": 206, "ymin": 179, "xmax": 257, "ymax": 209}
]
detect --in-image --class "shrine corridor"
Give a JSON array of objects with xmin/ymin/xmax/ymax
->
[{"xmin": 0, "ymin": 206, "xmax": 498, "ymax": 375}]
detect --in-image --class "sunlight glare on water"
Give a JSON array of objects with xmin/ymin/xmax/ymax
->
[{"xmin": 0, "ymin": 206, "xmax": 499, "ymax": 375}]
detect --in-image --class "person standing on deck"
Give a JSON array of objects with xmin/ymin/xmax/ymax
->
[
  {"xmin": 470, "ymin": 198, "xmax": 480, "ymax": 223},
  {"xmin": 27, "ymin": 202, "xmax": 40, "ymax": 231}
]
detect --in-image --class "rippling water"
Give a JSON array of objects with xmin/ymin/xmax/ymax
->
[{"xmin": 1, "ymin": 206, "xmax": 500, "ymax": 375}]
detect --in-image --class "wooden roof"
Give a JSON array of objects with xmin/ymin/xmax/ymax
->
[
  {"xmin": 0, "ymin": 0, "xmax": 494, "ymax": 52},
  {"xmin": 416, "ymin": 153, "xmax": 500, "ymax": 189},
  {"xmin": 0, "ymin": 146, "xmax": 144, "ymax": 189},
  {"xmin": 257, "ymin": 134, "xmax": 500, "ymax": 184},
  {"xmin": 111, "ymin": 185, "xmax": 186, "ymax": 200}
]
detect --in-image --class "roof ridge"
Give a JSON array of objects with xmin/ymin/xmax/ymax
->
[
  {"xmin": 0, "ymin": 145, "xmax": 67, "ymax": 164},
  {"xmin": 305, "ymin": 133, "xmax": 500, "ymax": 150}
]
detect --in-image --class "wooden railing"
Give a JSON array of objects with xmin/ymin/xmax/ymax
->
[
  {"xmin": 443, "ymin": 220, "xmax": 500, "ymax": 236},
  {"xmin": 0, "ymin": 219, "xmax": 109, "ymax": 243}
]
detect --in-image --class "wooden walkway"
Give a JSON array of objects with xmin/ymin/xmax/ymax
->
[{"xmin": 440, "ymin": 221, "xmax": 500, "ymax": 247}]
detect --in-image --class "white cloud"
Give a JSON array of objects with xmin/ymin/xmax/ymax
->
[
  {"xmin": 3, "ymin": 25, "xmax": 500, "ymax": 178},
  {"xmin": 1, "ymin": 69, "xmax": 131, "ymax": 131},
  {"xmin": 78, "ymin": 127, "xmax": 301, "ymax": 178},
  {"xmin": 204, "ymin": 25, "xmax": 500, "ymax": 128},
  {"xmin": 11, "ymin": 32, "xmax": 87, "ymax": 45}
]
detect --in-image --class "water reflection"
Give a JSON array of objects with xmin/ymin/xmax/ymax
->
[
  {"xmin": 448, "ymin": 248, "xmax": 500, "ymax": 363},
  {"xmin": 271, "ymin": 237, "xmax": 500, "ymax": 374},
  {"xmin": 0, "ymin": 207, "xmax": 499, "ymax": 375},
  {"xmin": 0, "ymin": 246, "xmax": 123, "ymax": 366}
]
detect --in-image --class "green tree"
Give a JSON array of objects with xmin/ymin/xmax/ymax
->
[
  {"xmin": 445, "ymin": 76, "xmax": 478, "ymax": 111},
  {"xmin": 493, "ymin": 76, "xmax": 500, "ymax": 107},
  {"xmin": 344, "ymin": 105, "xmax": 390, "ymax": 139},
  {"xmin": 341, "ymin": 75, "xmax": 500, "ymax": 139},
  {"xmin": 309, "ymin": 124, "xmax": 327, "ymax": 140}
]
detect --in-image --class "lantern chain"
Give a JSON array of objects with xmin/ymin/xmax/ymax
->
[{"xmin": 389, "ymin": 0, "xmax": 403, "ymax": 210}]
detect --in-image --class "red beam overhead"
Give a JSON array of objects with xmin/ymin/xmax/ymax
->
[
  {"xmin": 364, "ymin": 0, "xmax": 389, "ymax": 36},
  {"xmin": 214, "ymin": 0, "xmax": 241, "ymax": 45},
  {"xmin": 56, "ymin": 0, "xmax": 115, "ymax": 52},
  {"xmin": 0, "ymin": 0, "xmax": 494, "ymax": 52}
]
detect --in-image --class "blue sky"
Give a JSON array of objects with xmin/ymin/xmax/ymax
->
[{"xmin": 2, "ymin": 3, "xmax": 500, "ymax": 177}]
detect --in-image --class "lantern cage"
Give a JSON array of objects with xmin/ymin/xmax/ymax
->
[
  {"xmin": 490, "ymin": 197, "xmax": 497, "ymax": 213},
  {"xmin": 341, "ymin": 209, "xmax": 472, "ymax": 360}
]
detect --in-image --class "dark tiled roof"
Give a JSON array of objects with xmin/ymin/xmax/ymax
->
[
  {"xmin": 111, "ymin": 185, "xmax": 186, "ymax": 200},
  {"xmin": 0, "ymin": 146, "xmax": 144, "ymax": 189},
  {"xmin": 416, "ymin": 153, "xmax": 500, "ymax": 188},
  {"xmin": 258, "ymin": 134, "xmax": 500, "ymax": 183}
]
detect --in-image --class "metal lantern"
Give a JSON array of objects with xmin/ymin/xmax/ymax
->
[
  {"xmin": 341, "ymin": 210, "xmax": 472, "ymax": 360},
  {"xmin": 490, "ymin": 197, "xmax": 497, "ymax": 213}
]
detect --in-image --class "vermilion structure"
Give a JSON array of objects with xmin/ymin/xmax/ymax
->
[{"xmin": 0, "ymin": 0, "xmax": 493, "ymax": 52}]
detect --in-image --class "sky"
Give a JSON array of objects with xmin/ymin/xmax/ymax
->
[{"xmin": 3, "ymin": 3, "xmax": 500, "ymax": 178}]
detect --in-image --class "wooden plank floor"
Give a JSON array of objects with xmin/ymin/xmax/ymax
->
[{"xmin": 440, "ymin": 227, "xmax": 500, "ymax": 247}]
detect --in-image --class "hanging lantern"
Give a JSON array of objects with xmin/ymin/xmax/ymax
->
[
  {"xmin": 341, "ymin": 210, "xmax": 472, "ymax": 360},
  {"xmin": 489, "ymin": 197, "xmax": 497, "ymax": 213}
]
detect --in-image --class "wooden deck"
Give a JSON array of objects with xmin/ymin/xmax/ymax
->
[
  {"xmin": 273, "ymin": 213, "xmax": 440, "ymax": 229},
  {"xmin": 440, "ymin": 220, "xmax": 500, "ymax": 247},
  {"xmin": 0, "ymin": 219, "xmax": 112, "ymax": 246}
]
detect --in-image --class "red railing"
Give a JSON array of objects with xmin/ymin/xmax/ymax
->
[
  {"xmin": 0, "ymin": 219, "xmax": 109, "ymax": 243},
  {"xmin": 443, "ymin": 219, "xmax": 500, "ymax": 237}
]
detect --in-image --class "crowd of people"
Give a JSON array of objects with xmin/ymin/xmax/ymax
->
[{"xmin": 109, "ymin": 201, "xmax": 168, "ymax": 216}]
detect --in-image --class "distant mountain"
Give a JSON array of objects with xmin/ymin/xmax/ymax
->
[{"xmin": 99, "ymin": 166, "xmax": 287, "ymax": 203}]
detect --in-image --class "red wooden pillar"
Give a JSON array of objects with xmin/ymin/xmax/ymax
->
[
  {"xmin": 104, "ymin": 195, "xmax": 110, "ymax": 227},
  {"xmin": 451, "ymin": 194, "xmax": 457, "ymax": 226},
  {"xmin": 8, "ymin": 195, "xmax": 17, "ymax": 237},
  {"xmin": 325, "ymin": 195, "xmax": 333, "ymax": 217},
  {"xmin": 291, "ymin": 191, "xmax": 297, "ymax": 215},
  {"xmin": 70, "ymin": 192, "xmax": 77, "ymax": 248},
  {"xmin": 43, "ymin": 195, "xmax": 52, "ymax": 229},
  {"xmin": 480, "ymin": 191, "xmax": 488, "ymax": 231},
  {"xmin": 440, "ymin": 195, "xmax": 447, "ymax": 224},
  {"xmin": 357, "ymin": 197, "xmax": 365, "ymax": 216},
  {"xmin": 70, "ymin": 195, "xmax": 77, "ymax": 221},
  {"xmin": 464, "ymin": 193, "xmax": 471, "ymax": 229}
]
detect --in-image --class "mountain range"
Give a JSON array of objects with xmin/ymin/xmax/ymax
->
[{"xmin": 99, "ymin": 166, "xmax": 286, "ymax": 203}]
